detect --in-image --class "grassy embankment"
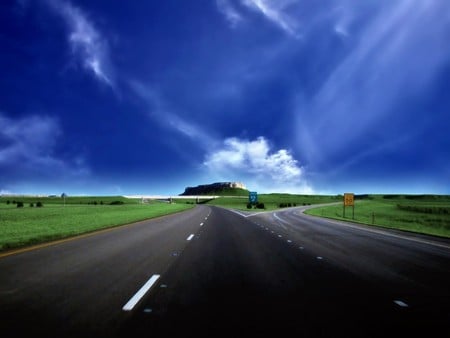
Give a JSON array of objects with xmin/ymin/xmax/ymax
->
[
  {"xmin": 0, "ymin": 196, "xmax": 193, "ymax": 252},
  {"xmin": 305, "ymin": 194, "xmax": 450, "ymax": 238}
]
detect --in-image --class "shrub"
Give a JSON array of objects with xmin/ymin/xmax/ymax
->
[
  {"xmin": 110, "ymin": 200, "xmax": 124, "ymax": 205},
  {"xmin": 384, "ymin": 195, "xmax": 401, "ymax": 199},
  {"xmin": 29, "ymin": 203, "xmax": 34, "ymax": 207},
  {"xmin": 247, "ymin": 202, "xmax": 253, "ymax": 209},
  {"xmin": 36, "ymin": 201, "xmax": 43, "ymax": 207},
  {"xmin": 17, "ymin": 201, "xmax": 24, "ymax": 208},
  {"xmin": 256, "ymin": 202, "xmax": 265, "ymax": 209}
]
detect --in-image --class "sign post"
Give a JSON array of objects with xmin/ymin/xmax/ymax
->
[
  {"xmin": 343, "ymin": 193, "xmax": 355, "ymax": 219},
  {"xmin": 249, "ymin": 192, "xmax": 258, "ymax": 205}
]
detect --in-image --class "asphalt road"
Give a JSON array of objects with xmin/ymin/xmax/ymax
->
[{"xmin": 1, "ymin": 205, "xmax": 449, "ymax": 337}]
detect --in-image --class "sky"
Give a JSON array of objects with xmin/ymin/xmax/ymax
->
[{"xmin": 1, "ymin": 0, "xmax": 449, "ymax": 196}]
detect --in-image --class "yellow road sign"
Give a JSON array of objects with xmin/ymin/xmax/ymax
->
[{"xmin": 344, "ymin": 193, "xmax": 354, "ymax": 206}]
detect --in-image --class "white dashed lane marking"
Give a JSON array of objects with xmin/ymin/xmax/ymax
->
[
  {"xmin": 122, "ymin": 274, "xmax": 160, "ymax": 311},
  {"xmin": 394, "ymin": 300, "xmax": 408, "ymax": 307},
  {"xmin": 187, "ymin": 234, "xmax": 194, "ymax": 241}
]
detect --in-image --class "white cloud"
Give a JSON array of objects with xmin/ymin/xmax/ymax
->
[
  {"xmin": 46, "ymin": 0, "xmax": 114, "ymax": 86},
  {"xmin": 216, "ymin": 0, "xmax": 243, "ymax": 28},
  {"xmin": 204, "ymin": 136, "xmax": 312, "ymax": 193}
]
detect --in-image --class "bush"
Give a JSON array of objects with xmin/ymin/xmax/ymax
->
[
  {"xmin": 36, "ymin": 201, "xmax": 43, "ymax": 207},
  {"xmin": 256, "ymin": 202, "xmax": 265, "ymax": 209},
  {"xmin": 247, "ymin": 203, "xmax": 253, "ymax": 209},
  {"xmin": 110, "ymin": 200, "xmax": 124, "ymax": 205},
  {"xmin": 17, "ymin": 201, "xmax": 24, "ymax": 208},
  {"xmin": 29, "ymin": 203, "xmax": 34, "ymax": 207},
  {"xmin": 383, "ymin": 195, "xmax": 401, "ymax": 199}
]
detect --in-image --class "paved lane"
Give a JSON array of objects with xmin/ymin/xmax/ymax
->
[
  {"xmin": 1, "ymin": 205, "xmax": 449, "ymax": 337},
  {"xmin": 0, "ymin": 205, "xmax": 211, "ymax": 337},
  {"xmin": 119, "ymin": 206, "xmax": 450, "ymax": 337}
]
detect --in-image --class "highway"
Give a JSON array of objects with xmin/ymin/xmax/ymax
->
[{"xmin": 1, "ymin": 205, "xmax": 449, "ymax": 337}]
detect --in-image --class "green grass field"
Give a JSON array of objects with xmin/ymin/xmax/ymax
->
[
  {"xmin": 305, "ymin": 195, "xmax": 450, "ymax": 238},
  {"xmin": 0, "ymin": 196, "xmax": 193, "ymax": 251},
  {"xmin": 2, "ymin": 193, "xmax": 449, "ymax": 252},
  {"xmin": 202, "ymin": 193, "xmax": 340, "ymax": 211}
]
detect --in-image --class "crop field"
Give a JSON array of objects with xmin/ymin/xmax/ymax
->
[
  {"xmin": 0, "ymin": 196, "xmax": 193, "ymax": 251},
  {"xmin": 305, "ymin": 195, "xmax": 450, "ymax": 238}
]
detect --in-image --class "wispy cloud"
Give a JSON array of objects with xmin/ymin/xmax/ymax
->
[
  {"xmin": 45, "ymin": 0, "xmax": 114, "ymax": 87},
  {"xmin": 215, "ymin": 0, "xmax": 301, "ymax": 37},
  {"xmin": 295, "ymin": 1, "xmax": 450, "ymax": 169},
  {"xmin": 0, "ymin": 113, "xmax": 90, "ymax": 181},
  {"xmin": 216, "ymin": 0, "xmax": 243, "ymax": 28},
  {"xmin": 242, "ymin": 0, "xmax": 299, "ymax": 37},
  {"xmin": 129, "ymin": 80, "xmax": 217, "ymax": 148},
  {"xmin": 204, "ymin": 136, "xmax": 312, "ymax": 193}
]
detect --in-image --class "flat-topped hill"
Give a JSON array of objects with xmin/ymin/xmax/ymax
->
[{"xmin": 180, "ymin": 182, "xmax": 248, "ymax": 196}]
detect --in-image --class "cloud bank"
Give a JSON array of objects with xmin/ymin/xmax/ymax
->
[{"xmin": 204, "ymin": 136, "xmax": 312, "ymax": 193}]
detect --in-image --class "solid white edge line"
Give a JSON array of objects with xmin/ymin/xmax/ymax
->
[
  {"xmin": 187, "ymin": 234, "xmax": 194, "ymax": 241},
  {"xmin": 122, "ymin": 274, "xmax": 160, "ymax": 311}
]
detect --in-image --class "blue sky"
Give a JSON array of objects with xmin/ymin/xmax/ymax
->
[{"xmin": 1, "ymin": 0, "xmax": 449, "ymax": 196}]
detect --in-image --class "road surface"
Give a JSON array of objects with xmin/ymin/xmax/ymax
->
[{"xmin": 1, "ymin": 205, "xmax": 449, "ymax": 337}]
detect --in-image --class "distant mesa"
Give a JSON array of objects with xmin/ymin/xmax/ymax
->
[{"xmin": 181, "ymin": 182, "xmax": 247, "ymax": 196}]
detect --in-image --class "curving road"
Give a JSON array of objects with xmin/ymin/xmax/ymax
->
[{"xmin": 1, "ymin": 205, "xmax": 449, "ymax": 337}]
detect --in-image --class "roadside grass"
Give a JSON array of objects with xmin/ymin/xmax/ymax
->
[
  {"xmin": 2, "ymin": 193, "xmax": 449, "ymax": 251},
  {"xmin": 0, "ymin": 195, "xmax": 137, "ymax": 206},
  {"xmin": 305, "ymin": 195, "xmax": 450, "ymax": 238},
  {"xmin": 0, "ymin": 199, "xmax": 193, "ymax": 251}
]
